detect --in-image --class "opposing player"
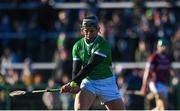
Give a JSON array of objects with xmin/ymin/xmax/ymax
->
[
  {"xmin": 141, "ymin": 39, "xmax": 175, "ymax": 110},
  {"xmin": 60, "ymin": 15, "xmax": 125, "ymax": 110}
]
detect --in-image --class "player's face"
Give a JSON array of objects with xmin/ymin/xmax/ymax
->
[
  {"xmin": 81, "ymin": 27, "xmax": 98, "ymax": 42},
  {"xmin": 157, "ymin": 45, "xmax": 167, "ymax": 53}
]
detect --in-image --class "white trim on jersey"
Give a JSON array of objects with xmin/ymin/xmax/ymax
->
[
  {"xmin": 146, "ymin": 62, "xmax": 154, "ymax": 69},
  {"xmin": 73, "ymin": 58, "xmax": 80, "ymax": 60},
  {"xmin": 146, "ymin": 62, "xmax": 151, "ymax": 68},
  {"xmin": 84, "ymin": 36, "xmax": 99, "ymax": 46},
  {"xmin": 94, "ymin": 52, "xmax": 107, "ymax": 58}
]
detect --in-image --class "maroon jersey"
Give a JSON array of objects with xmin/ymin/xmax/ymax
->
[{"xmin": 148, "ymin": 52, "xmax": 172, "ymax": 84}]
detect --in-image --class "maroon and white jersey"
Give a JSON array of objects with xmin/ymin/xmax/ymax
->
[{"xmin": 147, "ymin": 52, "xmax": 172, "ymax": 84}]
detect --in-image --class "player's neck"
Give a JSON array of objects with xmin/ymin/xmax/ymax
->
[
  {"xmin": 85, "ymin": 36, "xmax": 98, "ymax": 44},
  {"xmin": 157, "ymin": 50, "xmax": 167, "ymax": 55}
]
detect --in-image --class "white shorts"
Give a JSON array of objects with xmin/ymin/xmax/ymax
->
[{"xmin": 80, "ymin": 75, "xmax": 122, "ymax": 103}]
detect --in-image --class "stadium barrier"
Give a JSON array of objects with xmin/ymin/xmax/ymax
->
[
  {"xmin": 52, "ymin": 1, "xmax": 180, "ymax": 9},
  {"xmin": 0, "ymin": 1, "xmax": 180, "ymax": 9},
  {"xmin": 2, "ymin": 62, "xmax": 180, "ymax": 70}
]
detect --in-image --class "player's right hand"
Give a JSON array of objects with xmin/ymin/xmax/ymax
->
[
  {"xmin": 60, "ymin": 83, "xmax": 71, "ymax": 93},
  {"xmin": 60, "ymin": 82, "xmax": 80, "ymax": 94}
]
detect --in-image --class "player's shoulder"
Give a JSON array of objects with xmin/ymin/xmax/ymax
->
[
  {"xmin": 72, "ymin": 38, "xmax": 83, "ymax": 51},
  {"xmin": 97, "ymin": 36, "xmax": 110, "ymax": 46},
  {"xmin": 152, "ymin": 52, "xmax": 158, "ymax": 57},
  {"xmin": 148, "ymin": 52, "xmax": 158, "ymax": 61},
  {"xmin": 73, "ymin": 38, "xmax": 84, "ymax": 47}
]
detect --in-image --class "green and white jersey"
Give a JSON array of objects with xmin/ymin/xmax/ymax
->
[{"xmin": 72, "ymin": 35, "xmax": 113, "ymax": 80}]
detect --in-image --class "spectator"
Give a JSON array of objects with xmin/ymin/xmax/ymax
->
[
  {"xmin": 116, "ymin": 74, "xmax": 129, "ymax": 108},
  {"xmin": 42, "ymin": 78, "xmax": 62, "ymax": 110},
  {"xmin": 5, "ymin": 68, "xmax": 19, "ymax": 86},
  {"xmin": 59, "ymin": 74, "xmax": 74, "ymax": 110},
  {"xmin": 0, "ymin": 15, "xmax": 11, "ymax": 32},
  {"xmin": 21, "ymin": 58, "xmax": 33, "ymax": 87},
  {"xmin": 53, "ymin": 33, "xmax": 72, "ymax": 83},
  {"xmin": 54, "ymin": 10, "xmax": 70, "ymax": 32},
  {"xmin": 125, "ymin": 70, "xmax": 144, "ymax": 110},
  {"xmin": 0, "ymin": 74, "xmax": 6, "ymax": 109},
  {"xmin": 172, "ymin": 28, "xmax": 180, "ymax": 62},
  {"xmin": 52, "ymin": 32, "xmax": 67, "ymax": 64},
  {"xmin": 171, "ymin": 28, "xmax": 180, "ymax": 81},
  {"xmin": 33, "ymin": 73, "xmax": 43, "ymax": 86},
  {"xmin": 0, "ymin": 48, "xmax": 19, "ymax": 75},
  {"xmin": 135, "ymin": 39, "xmax": 150, "ymax": 62}
]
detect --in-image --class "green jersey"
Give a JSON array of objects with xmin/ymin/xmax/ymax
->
[{"xmin": 72, "ymin": 36, "xmax": 113, "ymax": 80}]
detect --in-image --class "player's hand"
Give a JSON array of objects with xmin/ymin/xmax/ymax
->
[
  {"xmin": 60, "ymin": 82, "xmax": 80, "ymax": 94},
  {"xmin": 70, "ymin": 86, "xmax": 81, "ymax": 94},
  {"xmin": 60, "ymin": 83, "xmax": 71, "ymax": 93}
]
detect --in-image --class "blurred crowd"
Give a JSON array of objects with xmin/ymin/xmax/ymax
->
[{"xmin": 0, "ymin": 0, "xmax": 180, "ymax": 110}]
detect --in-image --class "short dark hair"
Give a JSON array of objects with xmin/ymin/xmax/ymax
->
[{"xmin": 157, "ymin": 38, "xmax": 169, "ymax": 46}]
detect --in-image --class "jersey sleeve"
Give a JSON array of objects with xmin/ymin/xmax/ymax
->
[
  {"xmin": 147, "ymin": 53, "xmax": 156, "ymax": 69},
  {"xmin": 72, "ymin": 43, "xmax": 80, "ymax": 61},
  {"xmin": 93, "ymin": 41, "xmax": 110, "ymax": 58}
]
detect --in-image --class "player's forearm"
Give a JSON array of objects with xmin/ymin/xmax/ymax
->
[
  {"xmin": 142, "ymin": 66, "xmax": 150, "ymax": 86},
  {"xmin": 72, "ymin": 60, "xmax": 82, "ymax": 79},
  {"xmin": 71, "ymin": 54, "xmax": 105, "ymax": 86},
  {"xmin": 142, "ymin": 62, "xmax": 152, "ymax": 85},
  {"xmin": 72, "ymin": 63, "xmax": 94, "ymax": 86}
]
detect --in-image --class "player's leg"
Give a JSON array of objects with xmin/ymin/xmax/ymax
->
[
  {"xmin": 74, "ymin": 78, "xmax": 97, "ymax": 110},
  {"xmin": 96, "ymin": 76, "xmax": 125, "ymax": 110},
  {"xmin": 157, "ymin": 92, "xmax": 167, "ymax": 109},
  {"xmin": 149, "ymin": 81, "xmax": 168, "ymax": 110},
  {"xmin": 74, "ymin": 89, "xmax": 96, "ymax": 110},
  {"xmin": 155, "ymin": 89, "xmax": 168, "ymax": 109},
  {"xmin": 104, "ymin": 98, "xmax": 125, "ymax": 110},
  {"xmin": 154, "ymin": 94, "xmax": 165, "ymax": 110}
]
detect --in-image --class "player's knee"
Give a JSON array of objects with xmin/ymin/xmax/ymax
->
[{"xmin": 105, "ymin": 98, "xmax": 126, "ymax": 110}]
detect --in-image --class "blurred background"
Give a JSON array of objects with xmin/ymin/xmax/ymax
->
[{"xmin": 0, "ymin": 0, "xmax": 179, "ymax": 110}]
